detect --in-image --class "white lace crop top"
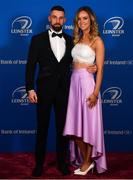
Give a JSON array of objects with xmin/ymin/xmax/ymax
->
[{"xmin": 71, "ymin": 43, "xmax": 96, "ymax": 65}]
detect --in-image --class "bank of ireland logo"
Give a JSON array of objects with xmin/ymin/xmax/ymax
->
[
  {"xmin": 103, "ymin": 17, "xmax": 124, "ymax": 37},
  {"xmin": 11, "ymin": 16, "xmax": 32, "ymax": 36},
  {"xmin": 11, "ymin": 86, "xmax": 29, "ymax": 105},
  {"xmin": 102, "ymin": 87, "xmax": 122, "ymax": 106}
]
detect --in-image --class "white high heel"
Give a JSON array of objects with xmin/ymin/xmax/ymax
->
[
  {"xmin": 74, "ymin": 168, "xmax": 80, "ymax": 173},
  {"xmin": 74, "ymin": 162, "xmax": 95, "ymax": 175}
]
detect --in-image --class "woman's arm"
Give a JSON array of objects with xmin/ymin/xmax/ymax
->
[
  {"xmin": 93, "ymin": 36, "xmax": 105, "ymax": 97},
  {"xmin": 87, "ymin": 37, "xmax": 105, "ymax": 108}
]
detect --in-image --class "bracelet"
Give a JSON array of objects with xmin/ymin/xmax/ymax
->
[{"xmin": 93, "ymin": 93, "xmax": 98, "ymax": 99}]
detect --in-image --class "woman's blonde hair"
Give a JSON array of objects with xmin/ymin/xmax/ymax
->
[{"xmin": 73, "ymin": 6, "xmax": 100, "ymax": 44}]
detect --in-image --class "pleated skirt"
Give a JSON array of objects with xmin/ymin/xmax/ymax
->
[{"xmin": 63, "ymin": 68, "xmax": 107, "ymax": 173}]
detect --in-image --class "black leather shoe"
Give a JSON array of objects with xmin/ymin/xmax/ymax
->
[
  {"xmin": 58, "ymin": 163, "xmax": 71, "ymax": 175},
  {"xmin": 32, "ymin": 165, "xmax": 43, "ymax": 177}
]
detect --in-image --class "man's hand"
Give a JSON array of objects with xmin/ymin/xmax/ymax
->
[
  {"xmin": 28, "ymin": 90, "xmax": 38, "ymax": 103},
  {"xmin": 87, "ymin": 64, "xmax": 97, "ymax": 73}
]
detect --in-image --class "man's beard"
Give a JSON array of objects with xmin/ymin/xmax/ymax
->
[{"xmin": 51, "ymin": 24, "xmax": 62, "ymax": 32}]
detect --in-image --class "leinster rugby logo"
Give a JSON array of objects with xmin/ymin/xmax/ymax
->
[
  {"xmin": 11, "ymin": 86, "xmax": 29, "ymax": 105},
  {"xmin": 11, "ymin": 16, "xmax": 32, "ymax": 36},
  {"xmin": 102, "ymin": 87, "xmax": 122, "ymax": 106},
  {"xmin": 103, "ymin": 17, "xmax": 124, "ymax": 36}
]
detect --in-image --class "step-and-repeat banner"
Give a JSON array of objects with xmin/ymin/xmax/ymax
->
[{"xmin": 0, "ymin": 0, "xmax": 133, "ymax": 152}]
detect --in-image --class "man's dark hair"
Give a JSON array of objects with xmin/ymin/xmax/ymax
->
[{"xmin": 51, "ymin": 5, "xmax": 65, "ymax": 14}]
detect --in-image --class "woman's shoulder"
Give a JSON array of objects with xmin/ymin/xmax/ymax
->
[
  {"xmin": 88, "ymin": 36, "xmax": 103, "ymax": 49},
  {"xmin": 94, "ymin": 36, "xmax": 104, "ymax": 48},
  {"xmin": 93, "ymin": 36, "xmax": 103, "ymax": 43}
]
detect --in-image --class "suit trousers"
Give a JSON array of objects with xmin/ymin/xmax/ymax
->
[{"xmin": 34, "ymin": 87, "xmax": 69, "ymax": 167}]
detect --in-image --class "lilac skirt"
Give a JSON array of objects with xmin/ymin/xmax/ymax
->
[{"xmin": 63, "ymin": 69, "xmax": 107, "ymax": 173}]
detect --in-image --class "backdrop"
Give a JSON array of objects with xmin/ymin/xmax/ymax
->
[{"xmin": 0, "ymin": 0, "xmax": 133, "ymax": 152}]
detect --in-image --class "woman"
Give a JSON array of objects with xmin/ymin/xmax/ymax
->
[{"xmin": 63, "ymin": 6, "xmax": 107, "ymax": 175}]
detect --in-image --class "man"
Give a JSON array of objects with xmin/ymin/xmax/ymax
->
[
  {"xmin": 26, "ymin": 6, "xmax": 73, "ymax": 177},
  {"xmin": 26, "ymin": 5, "xmax": 96, "ymax": 177}
]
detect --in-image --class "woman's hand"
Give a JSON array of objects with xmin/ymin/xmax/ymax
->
[{"xmin": 86, "ymin": 93, "xmax": 98, "ymax": 108}]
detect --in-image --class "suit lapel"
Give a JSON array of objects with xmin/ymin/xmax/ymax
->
[
  {"xmin": 59, "ymin": 32, "xmax": 69, "ymax": 62},
  {"xmin": 43, "ymin": 31, "xmax": 59, "ymax": 62}
]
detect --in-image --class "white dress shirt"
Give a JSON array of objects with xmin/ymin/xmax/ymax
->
[{"xmin": 48, "ymin": 28, "xmax": 66, "ymax": 62}]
